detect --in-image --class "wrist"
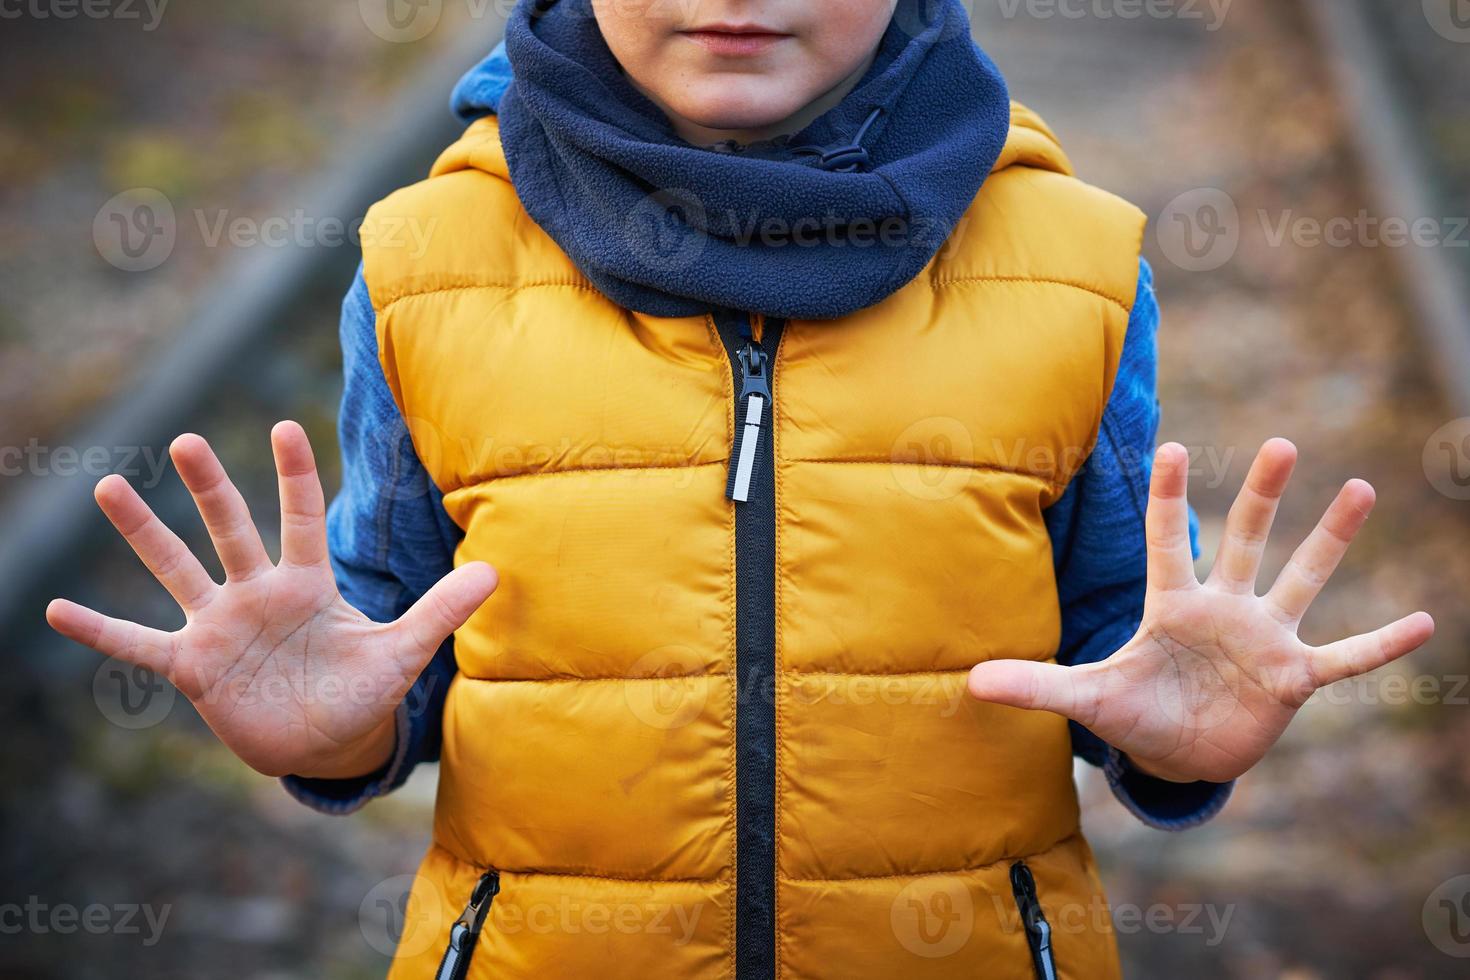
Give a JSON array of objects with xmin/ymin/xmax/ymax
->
[{"xmin": 294, "ymin": 716, "xmax": 398, "ymax": 780}]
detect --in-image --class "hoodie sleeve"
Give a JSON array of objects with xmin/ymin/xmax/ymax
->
[
  {"xmin": 1043, "ymin": 257, "xmax": 1234, "ymax": 831},
  {"xmin": 280, "ymin": 265, "xmax": 464, "ymax": 814}
]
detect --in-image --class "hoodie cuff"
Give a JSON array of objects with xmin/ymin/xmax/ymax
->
[
  {"xmin": 280, "ymin": 699, "xmax": 419, "ymax": 816},
  {"xmin": 1102, "ymin": 745, "xmax": 1234, "ymax": 831}
]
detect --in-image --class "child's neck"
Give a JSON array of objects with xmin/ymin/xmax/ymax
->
[{"xmin": 629, "ymin": 48, "xmax": 879, "ymax": 149}]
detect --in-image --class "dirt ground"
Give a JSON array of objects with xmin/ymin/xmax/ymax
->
[{"xmin": 3, "ymin": 2, "xmax": 1468, "ymax": 978}]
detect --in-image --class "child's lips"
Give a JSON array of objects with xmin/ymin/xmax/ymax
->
[{"xmin": 679, "ymin": 29, "xmax": 791, "ymax": 57}]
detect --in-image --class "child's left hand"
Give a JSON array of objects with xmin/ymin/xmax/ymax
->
[{"xmin": 967, "ymin": 438, "xmax": 1435, "ymax": 784}]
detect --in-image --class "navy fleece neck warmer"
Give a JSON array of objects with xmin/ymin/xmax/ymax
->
[{"xmin": 495, "ymin": 0, "xmax": 1010, "ymax": 320}]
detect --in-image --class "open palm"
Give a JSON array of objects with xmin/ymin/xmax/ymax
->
[
  {"xmin": 968, "ymin": 439, "xmax": 1434, "ymax": 784},
  {"xmin": 46, "ymin": 422, "xmax": 497, "ymax": 779}
]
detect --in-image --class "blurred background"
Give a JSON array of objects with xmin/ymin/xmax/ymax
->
[{"xmin": 2, "ymin": 1, "xmax": 1469, "ymax": 977}]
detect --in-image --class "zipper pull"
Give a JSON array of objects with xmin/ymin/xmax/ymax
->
[
  {"xmin": 435, "ymin": 871, "xmax": 500, "ymax": 980},
  {"xmin": 725, "ymin": 341, "xmax": 772, "ymax": 503},
  {"xmin": 1009, "ymin": 862, "xmax": 1058, "ymax": 980}
]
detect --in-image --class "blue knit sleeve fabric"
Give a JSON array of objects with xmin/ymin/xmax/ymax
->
[
  {"xmin": 1044, "ymin": 258, "xmax": 1233, "ymax": 831},
  {"xmin": 279, "ymin": 266, "xmax": 463, "ymax": 814}
]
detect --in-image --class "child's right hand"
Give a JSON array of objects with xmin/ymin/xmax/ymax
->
[{"xmin": 45, "ymin": 422, "xmax": 498, "ymax": 780}]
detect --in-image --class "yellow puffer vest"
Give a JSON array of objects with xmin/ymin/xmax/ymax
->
[{"xmin": 364, "ymin": 104, "xmax": 1144, "ymax": 980}]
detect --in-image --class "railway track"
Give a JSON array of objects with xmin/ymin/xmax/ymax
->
[{"xmin": 2, "ymin": 3, "xmax": 1466, "ymax": 977}]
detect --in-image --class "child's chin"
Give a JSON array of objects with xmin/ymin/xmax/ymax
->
[{"xmin": 669, "ymin": 82, "xmax": 813, "ymax": 134}]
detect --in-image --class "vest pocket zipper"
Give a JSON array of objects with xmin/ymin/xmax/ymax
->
[
  {"xmin": 1009, "ymin": 861, "xmax": 1058, "ymax": 980},
  {"xmin": 435, "ymin": 870, "xmax": 500, "ymax": 980}
]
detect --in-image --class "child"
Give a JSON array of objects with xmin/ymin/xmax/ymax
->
[{"xmin": 47, "ymin": 1, "xmax": 1434, "ymax": 976}]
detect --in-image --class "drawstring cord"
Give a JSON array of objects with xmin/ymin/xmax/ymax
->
[{"xmin": 791, "ymin": 106, "xmax": 885, "ymax": 173}]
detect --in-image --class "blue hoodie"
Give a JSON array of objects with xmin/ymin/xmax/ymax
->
[{"xmin": 284, "ymin": 40, "xmax": 1232, "ymax": 831}]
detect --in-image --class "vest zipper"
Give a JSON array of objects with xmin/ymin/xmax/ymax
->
[
  {"xmin": 725, "ymin": 339, "xmax": 772, "ymax": 503},
  {"xmin": 714, "ymin": 307, "xmax": 784, "ymax": 980},
  {"xmin": 1010, "ymin": 861, "xmax": 1058, "ymax": 980},
  {"xmin": 435, "ymin": 870, "xmax": 500, "ymax": 980}
]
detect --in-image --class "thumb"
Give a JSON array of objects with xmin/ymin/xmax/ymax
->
[
  {"xmin": 393, "ymin": 561, "xmax": 499, "ymax": 665},
  {"xmin": 966, "ymin": 659, "xmax": 1098, "ymax": 726}
]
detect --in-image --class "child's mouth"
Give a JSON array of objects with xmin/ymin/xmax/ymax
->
[{"xmin": 679, "ymin": 25, "xmax": 792, "ymax": 57}]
